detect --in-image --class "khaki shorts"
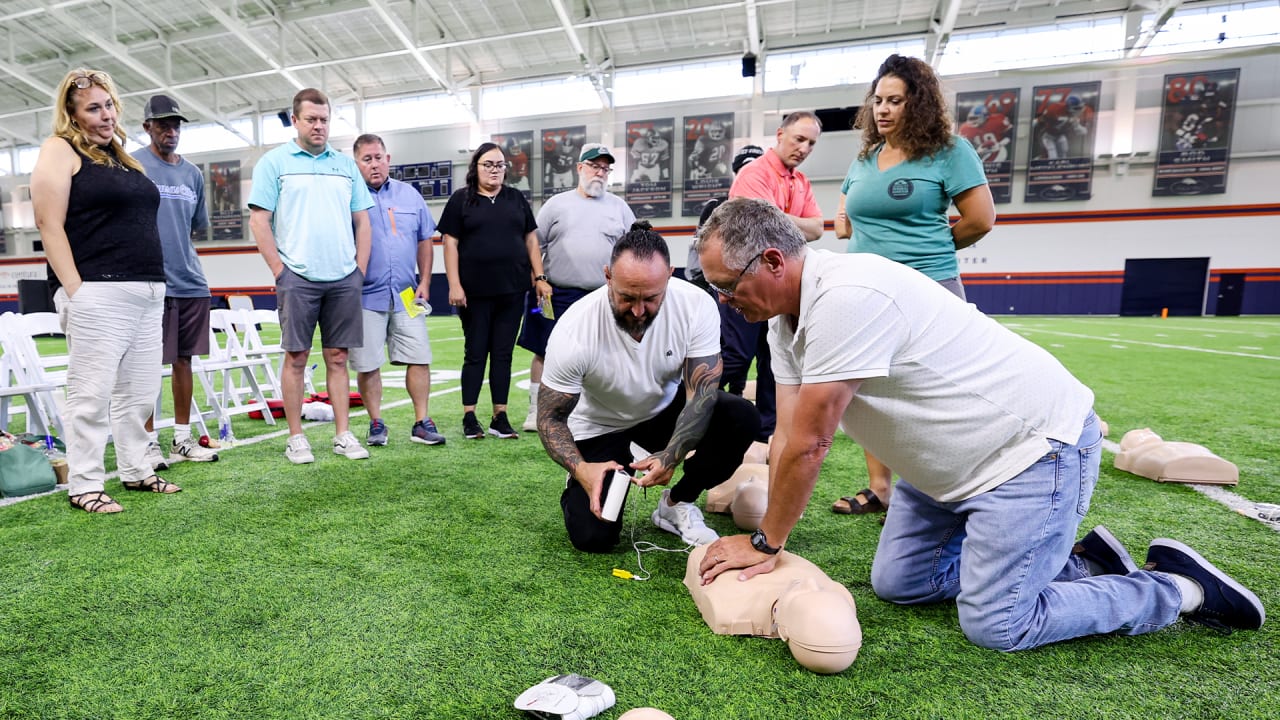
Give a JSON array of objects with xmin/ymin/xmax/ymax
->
[{"xmin": 348, "ymin": 307, "xmax": 432, "ymax": 372}]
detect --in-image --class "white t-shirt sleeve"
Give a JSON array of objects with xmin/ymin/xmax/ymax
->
[
  {"xmin": 542, "ymin": 320, "xmax": 586, "ymax": 396},
  {"xmin": 687, "ymin": 288, "xmax": 722, "ymax": 358},
  {"xmin": 801, "ymin": 284, "xmax": 906, "ymax": 384}
]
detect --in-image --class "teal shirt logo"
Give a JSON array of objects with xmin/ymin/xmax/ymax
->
[{"xmin": 888, "ymin": 179, "xmax": 914, "ymax": 200}]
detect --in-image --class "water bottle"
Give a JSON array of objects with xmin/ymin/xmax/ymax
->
[
  {"xmin": 44, "ymin": 435, "xmax": 68, "ymax": 484},
  {"xmin": 219, "ymin": 413, "xmax": 237, "ymax": 448}
]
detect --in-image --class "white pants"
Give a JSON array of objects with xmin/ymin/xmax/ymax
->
[{"xmin": 56, "ymin": 281, "xmax": 164, "ymax": 495}]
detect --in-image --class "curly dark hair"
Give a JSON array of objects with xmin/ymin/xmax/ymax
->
[
  {"xmin": 464, "ymin": 142, "xmax": 504, "ymax": 205},
  {"xmin": 855, "ymin": 54, "xmax": 954, "ymax": 161}
]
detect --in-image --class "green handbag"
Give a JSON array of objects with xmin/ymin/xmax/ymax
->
[{"xmin": 0, "ymin": 442, "xmax": 57, "ymax": 498}]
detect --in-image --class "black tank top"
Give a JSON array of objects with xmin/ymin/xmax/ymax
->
[{"xmin": 47, "ymin": 139, "xmax": 164, "ymax": 292}]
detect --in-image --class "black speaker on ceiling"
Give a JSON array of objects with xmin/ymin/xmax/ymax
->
[
  {"xmin": 277, "ymin": 110, "xmax": 291, "ymax": 127},
  {"xmin": 742, "ymin": 53, "xmax": 757, "ymax": 78}
]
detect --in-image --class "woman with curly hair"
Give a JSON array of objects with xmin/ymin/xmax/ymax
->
[
  {"xmin": 831, "ymin": 54, "xmax": 995, "ymax": 518},
  {"xmin": 31, "ymin": 68, "xmax": 179, "ymax": 513}
]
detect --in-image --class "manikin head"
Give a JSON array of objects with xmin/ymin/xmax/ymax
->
[
  {"xmin": 773, "ymin": 577, "xmax": 862, "ymax": 674},
  {"xmin": 731, "ymin": 473, "xmax": 767, "ymax": 531},
  {"xmin": 618, "ymin": 709, "xmax": 676, "ymax": 720}
]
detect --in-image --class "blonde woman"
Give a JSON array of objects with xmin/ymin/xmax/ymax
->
[{"xmin": 31, "ymin": 68, "xmax": 180, "ymax": 513}]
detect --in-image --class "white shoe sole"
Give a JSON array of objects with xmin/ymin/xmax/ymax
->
[
  {"xmin": 334, "ymin": 448, "xmax": 370, "ymax": 460},
  {"xmin": 286, "ymin": 453, "xmax": 314, "ymax": 464}
]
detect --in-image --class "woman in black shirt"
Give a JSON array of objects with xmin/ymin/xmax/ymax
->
[
  {"xmin": 31, "ymin": 69, "xmax": 179, "ymax": 512},
  {"xmin": 440, "ymin": 143, "xmax": 550, "ymax": 440}
]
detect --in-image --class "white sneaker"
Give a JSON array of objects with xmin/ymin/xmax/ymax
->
[
  {"xmin": 172, "ymin": 436, "xmax": 219, "ymax": 462},
  {"xmin": 332, "ymin": 431, "xmax": 370, "ymax": 460},
  {"xmin": 285, "ymin": 434, "xmax": 314, "ymax": 464},
  {"xmin": 522, "ymin": 406, "xmax": 538, "ymax": 432},
  {"xmin": 651, "ymin": 489, "xmax": 719, "ymax": 545},
  {"xmin": 144, "ymin": 441, "xmax": 169, "ymax": 471}
]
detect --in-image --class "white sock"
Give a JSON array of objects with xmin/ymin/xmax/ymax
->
[
  {"xmin": 147, "ymin": 430, "xmax": 159, "ymax": 443},
  {"xmin": 1171, "ymin": 574, "xmax": 1205, "ymax": 613},
  {"xmin": 529, "ymin": 382, "xmax": 540, "ymax": 410},
  {"xmin": 173, "ymin": 424, "xmax": 192, "ymax": 443}
]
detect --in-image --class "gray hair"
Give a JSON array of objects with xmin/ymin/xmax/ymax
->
[{"xmin": 695, "ymin": 198, "xmax": 806, "ymax": 272}]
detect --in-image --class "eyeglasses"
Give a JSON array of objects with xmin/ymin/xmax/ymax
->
[
  {"xmin": 708, "ymin": 251, "xmax": 763, "ymax": 299},
  {"xmin": 581, "ymin": 161, "xmax": 612, "ymax": 175},
  {"xmin": 71, "ymin": 72, "xmax": 108, "ymax": 90},
  {"xmin": 480, "ymin": 161, "xmax": 509, "ymax": 171}
]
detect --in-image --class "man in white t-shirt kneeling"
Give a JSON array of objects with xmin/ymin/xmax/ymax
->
[{"xmin": 537, "ymin": 221, "xmax": 761, "ymax": 553}]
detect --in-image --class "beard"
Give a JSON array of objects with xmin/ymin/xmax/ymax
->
[
  {"xmin": 610, "ymin": 298, "xmax": 659, "ymax": 337},
  {"xmin": 583, "ymin": 178, "xmax": 605, "ymax": 197}
]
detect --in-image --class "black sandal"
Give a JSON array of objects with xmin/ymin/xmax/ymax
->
[
  {"xmin": 122, "ymin": 475, "xmax": 182, "ymax": 494},
  {"xmin": 832, "ymin": 488, "xmax": 886, "ymax": 515},
  {"xmin": 69, "ymin": 491, "xmax": 123, "ymax": 513}
]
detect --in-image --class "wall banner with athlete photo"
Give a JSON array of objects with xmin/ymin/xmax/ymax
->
[
  {"xmin": 541, "ymin": 126, "xmax": 586, "ymax": 201},
  {"xmin": 208, "ymin": 160, "xmax": 243, "ymax": 240},
  {"xmin": 1153, "ymin": 68, "xmax": 1239, "ymax": 197},
  {"xmin": 954, "ymin": 88, "xmax": 1020, "ymax": 204},
  {"xmin": 681, "ymin": 112, "xmax": 734, "ymax": 217},
  {"xmin": 623, "ymin": 118, "xmax": 674, "ymax": 218},
  {"xmin": 491, "ymin": 131, "xmax": 535, "ymax": 202},
  {"xmin": 1025, "ymin": 82, "xmax": 1100, "ymax": 203}
]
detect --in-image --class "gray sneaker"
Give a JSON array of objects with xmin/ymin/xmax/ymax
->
[
  {"xmin": 652, "ymin": 489, "xmax": 719, "ymax": 545},
  {"xmin": 411, "ymin": 418, "xmax": 446, "ymax": 445},
  {"xmin": 144, "ymin": 441, "xmax": 169, "ymax": 471},
  {"xmin": 285, "ymin": 434, "xmax": 314, "ymax": 464},
  {"xmin": 333, "ymin": 431, "xmax": 370, "ymax": 460},
  {"xmin": 172, "ymin": 436, "xmax": 219, "ymax": 462},
  {"xmin": 367, "ymin": 419, "xmax": 389, "ymax": 447}
]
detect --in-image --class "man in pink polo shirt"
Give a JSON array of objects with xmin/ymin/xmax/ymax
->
[{"xmin": 720, "ymin": 111, "xmax": 824, "ymax": 440}]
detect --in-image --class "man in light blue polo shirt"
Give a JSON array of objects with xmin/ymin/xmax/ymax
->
[
  {"xmin": 249, "ymin": 87, "xmax": 374, "ymax": 465},
  {"xmin": 350, "ymin": 133, "xmax": 446, "ymax": 448}
]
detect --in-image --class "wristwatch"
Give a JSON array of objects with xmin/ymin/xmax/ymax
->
[
  {"xmin": 534, "ymin": 274, "xmax": 549, "ymax": 283},
  {"xmin": 750, "ymin": 528, "xmax": 780, "ymax": 555}
]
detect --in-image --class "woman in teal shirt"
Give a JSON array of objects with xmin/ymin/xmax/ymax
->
[{"xmin": 831, "ymin": 54, "xmax": 996, "ymax": 517}]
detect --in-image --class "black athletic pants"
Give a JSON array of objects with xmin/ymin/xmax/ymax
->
[
  {"xmin": 458, "ymin": 291, "xmax": 524, "ymax": 407},
  {"xmin": 560, "ymin": 389, "xmax": 760, "ymax": 553},
  {"xmin": 718, "ymin": 301, "xmax": 776, "ymax": 441}
]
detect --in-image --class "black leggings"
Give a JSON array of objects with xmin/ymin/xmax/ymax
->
[{"xmin": 458, "ymin": 291, "xmax": 525, "ymax": 407}]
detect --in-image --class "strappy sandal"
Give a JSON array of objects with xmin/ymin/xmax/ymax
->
[
  {"xmin": 832, "ymin": 488, "xmax": 886, "ymax": 515},
  {"xmin": 69, "ymin": 491, "xmax": 123, "ymax": 514},
  {"xmin": 121, "ymin": 475, "xmax": 182, "ymax": 494}
]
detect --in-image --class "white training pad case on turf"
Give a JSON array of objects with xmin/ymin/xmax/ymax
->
[{"xmin": 514, "ymin": 673, "xmax": 616, "ymax": 720}]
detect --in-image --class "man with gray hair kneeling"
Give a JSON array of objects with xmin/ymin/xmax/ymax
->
[{"xmin": 693, "ymin": 197, "xmax": 1263, "ymax": 651}]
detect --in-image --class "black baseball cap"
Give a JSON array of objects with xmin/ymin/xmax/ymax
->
[
  {"xmin": 143, "ymin": 95, "xmax": 189, "ymax": 122},
  {"xmin": 732, "ymin": 145, "xmax": 764, "ymax": 174}
]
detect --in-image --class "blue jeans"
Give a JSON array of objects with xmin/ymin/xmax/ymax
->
[{"xmin": 870, "ymin": 411, "xmax": 1182, "ymax": 651}]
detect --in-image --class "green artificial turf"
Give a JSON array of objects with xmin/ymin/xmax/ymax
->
[{"xmin": 1, "ymin": 315, "xmax": 1278, "ymax": 719}]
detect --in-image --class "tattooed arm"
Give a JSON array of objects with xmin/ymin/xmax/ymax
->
[
  {"xmin": 537, "ymin": 383, "xmax": 621, "ymax": 518},
  {"xmin": 631, "ymin": 352, "xmax": 723, "ymax": 488}
]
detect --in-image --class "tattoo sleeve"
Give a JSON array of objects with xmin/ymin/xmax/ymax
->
[
  {"xmin": 537, "ymin": 384, "xmax": 584, "ymax": 474},
  {"xmin": 659, "ymin": 352, "xmax": 723, "ymax": 467}
]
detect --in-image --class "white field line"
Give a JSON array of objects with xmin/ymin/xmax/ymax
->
[
  {"xmin": 0, "ymin": 371, "xmax": 525, "ymax": 509},
  {"xmin": 1010, "ymin": 327, "xmax": 1280, "ymax": 360},
  {"xmin": 1101, "ymin": 439, "xmax": 1280, "ymax": 534}
]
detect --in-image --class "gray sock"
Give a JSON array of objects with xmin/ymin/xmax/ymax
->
[{"xmin": 1170, "ymin": 574, "xmax": 1205, "ymax": 613}]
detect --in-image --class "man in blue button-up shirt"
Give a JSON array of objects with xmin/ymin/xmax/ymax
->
[{"xmin": 349, "ymin": 134, "xmax": 446, "ymax": 447}]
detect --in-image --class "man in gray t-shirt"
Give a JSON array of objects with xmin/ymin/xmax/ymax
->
[
  {"xmin": 517, "ymin": 143, "xmax": 635, "ymax": 431},
  {"xmin": 132, "ymin": 94, "xmax": 218, "ymax": 467}
]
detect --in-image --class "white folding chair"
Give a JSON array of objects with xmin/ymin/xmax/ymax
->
[
  {"xmin": 194, "ymin": 309, "xmax": 277, "ymax": 425},
  {"xmin": 244, "ymin": 308, "xmax": 315, "ymax": 396},
  {"xmin": 0, "ymin": 312, "xmax": 65, "ymax": 436}
]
